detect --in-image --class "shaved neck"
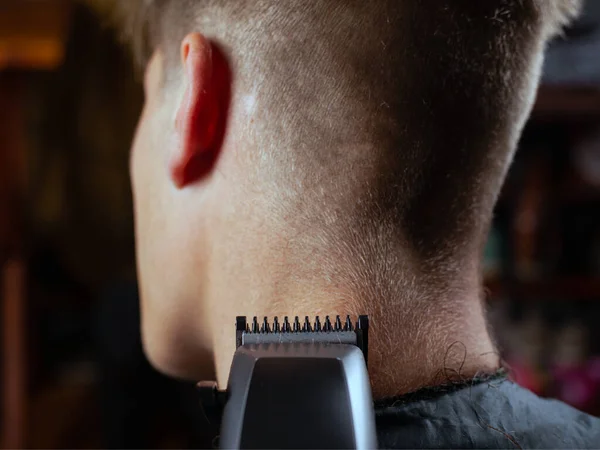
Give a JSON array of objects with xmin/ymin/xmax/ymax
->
[
  {"xmin": 206, "ymin": 233, "xmax": 499, "ymax": 399},
  {"xmin": 195, "ymin": 0, "xmax": 553, "ymax": 395},
  {"xmin": 129, "ymin": 0, "xmax": 582, "ymax": 397},
  {"xmin": 205, "ymin": 139, "xmax": 499, "ymax": 398}
]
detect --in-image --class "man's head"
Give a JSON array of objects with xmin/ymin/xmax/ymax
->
[{"xmin": 121, "ymin": 0, "xmax": 581, "ymax": 389}]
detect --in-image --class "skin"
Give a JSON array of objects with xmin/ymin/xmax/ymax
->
[
  {"xmin": 131, "ymin": 35, "xmax": 497, "ymax": 397},
  {"xmin": 130, "ymin": 1, "xmax": 580, "ymax": 398}
]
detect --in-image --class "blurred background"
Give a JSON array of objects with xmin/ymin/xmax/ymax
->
[{"xmin": 1, "ymin": 0, "xmax": 599, "ymax": 448}]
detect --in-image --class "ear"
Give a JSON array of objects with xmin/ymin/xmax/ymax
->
[{"xmin": 169, "ymin": 33, "xmax": 230, "ymax": 188}]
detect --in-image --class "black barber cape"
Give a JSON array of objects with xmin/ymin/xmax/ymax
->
[{"xmin": 376, "ymin": 374, "xmax": 600, "ymax": 449}]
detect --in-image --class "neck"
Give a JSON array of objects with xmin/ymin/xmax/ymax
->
[
  {"xmin": 365, "ymin": 292, "xmax": 499, "ymax": 398},
  {"xmin": 205, "ymin": 194, "xmax": 498, "ymax": 397},
  {"xmin": 209, "ymin": 283, "xmax": 499, "ymax": 399}
]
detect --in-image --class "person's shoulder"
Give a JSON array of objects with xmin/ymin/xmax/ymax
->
[{"xmin": 376, "ymin": 377, "xmax": 600, "ymax": 449}]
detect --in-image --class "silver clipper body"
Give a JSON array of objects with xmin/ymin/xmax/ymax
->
[{"xmin": 218, "ymin": 315, "xmax": 377, "ymax": 449}]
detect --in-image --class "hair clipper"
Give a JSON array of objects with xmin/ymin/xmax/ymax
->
[{"xmin": 199, "ymin": 315, "xmax": 377, "ymax": 449}]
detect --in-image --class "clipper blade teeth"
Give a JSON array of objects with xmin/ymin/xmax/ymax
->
[
  {"xmin": 245, "ymin": 315, "xmax": 355, "ymax": 334},
  {"xmin": 236, "ymin": 314, "xmax": 369, "ymax": 363},
  {"xmin": 345, "ymin": 315, "xmax": 353, "ymax": 331},
  {"xmin": 324, "ymin": 316, "xmax": 332, "ymax": 331},
  {"xmin": 261, "ymin": 316, "xmax": 270, "ymax": 333},
  {"xmin": 314, "ymin": 316, "xmax": 321, "ymax": 331},
  {"xmin": 303, "ymin": 316, "xmax": 311, "ymax": 332}
]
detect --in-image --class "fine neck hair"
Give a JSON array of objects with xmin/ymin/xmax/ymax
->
[{"xmin": 120, "ymin": 0, "xmax": 582, "ymax": 397}]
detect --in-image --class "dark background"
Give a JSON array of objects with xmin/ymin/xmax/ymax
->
[{"xmin": 1, "ymin": 1, "xmax": 600, "ymax": 448}]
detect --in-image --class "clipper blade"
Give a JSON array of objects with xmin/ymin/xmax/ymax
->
[{"xmin": 235, "ymin": 314, "xmax": 369, "ymax": 363}]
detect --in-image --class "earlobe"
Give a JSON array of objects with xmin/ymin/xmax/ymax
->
[{"xmin": 169, "ymin": 33, "xmax": 230, "ymax": 188}]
